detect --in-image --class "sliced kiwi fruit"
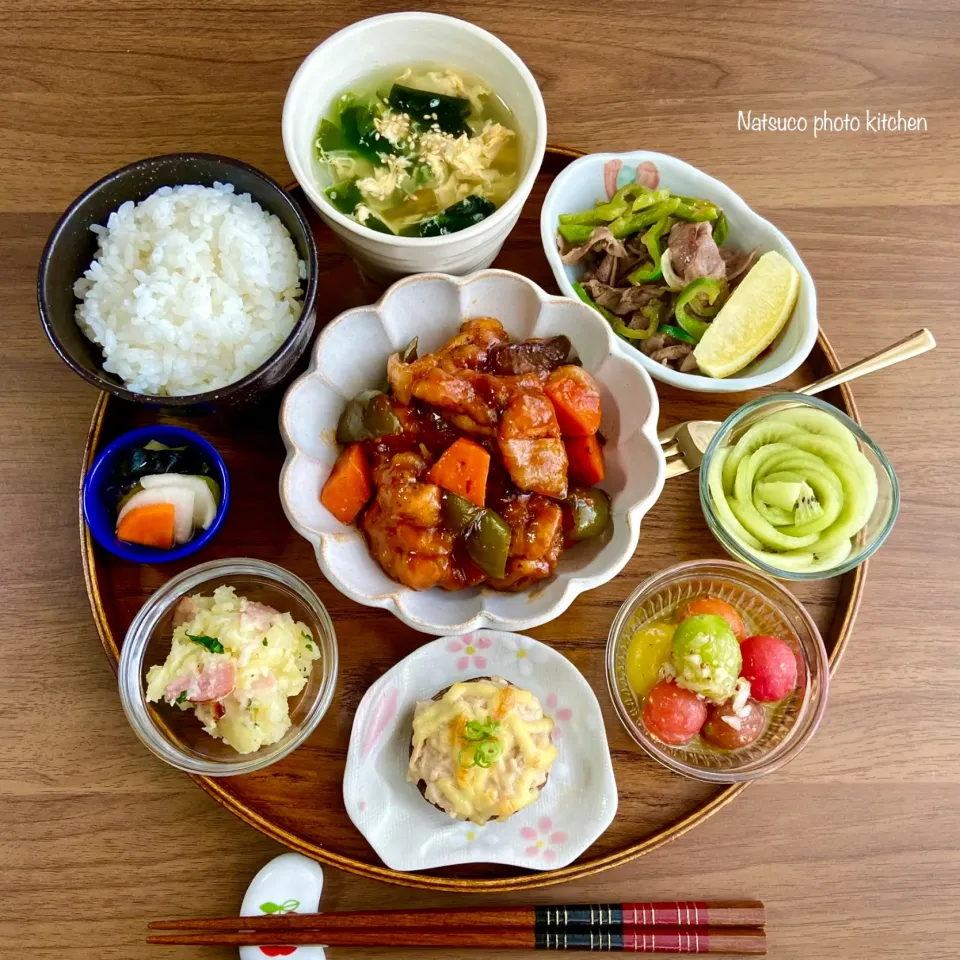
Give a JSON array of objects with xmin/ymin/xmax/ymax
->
[
  {"xmin": 707, "ymin": 448, "xmax": 763, "ymax": 550},
  {"xmin": 721, "ymin": 422, "xmax": 805, "ymax": 490},
  {"xmin": 763, "ymin": 407, "xmax": 860, "ymax": 457},
  {"xmin": 755, "ymin": 479, "xmax": 805, "ymax": 512}
]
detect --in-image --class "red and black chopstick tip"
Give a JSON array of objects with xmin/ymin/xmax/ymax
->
[{"xmin": 534, "ymin": 903, "xmax": 713, "ymax": 930}]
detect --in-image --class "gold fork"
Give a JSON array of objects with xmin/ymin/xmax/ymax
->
[{"xmin": 661, "ymin": 328, "xmax": 936, "ymax": 479}]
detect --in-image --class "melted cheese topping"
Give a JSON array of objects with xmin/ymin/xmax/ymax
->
[{"xmin": 407, "ymin": 677, "xmax": 557, "ymax": 825}]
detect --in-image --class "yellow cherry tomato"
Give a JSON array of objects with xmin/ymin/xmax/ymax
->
[{"xmin": 626, "ymin": 619, "xmax": 676, "ymax": 699}]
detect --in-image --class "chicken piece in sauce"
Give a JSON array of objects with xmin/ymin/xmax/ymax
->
[
  {"xmin": 361, "ymin": 452, "xmax": 455, "ymax": 591},
  {"xmin": 488, "ymin": 494, "xmax": 564, "ymax": 591}
]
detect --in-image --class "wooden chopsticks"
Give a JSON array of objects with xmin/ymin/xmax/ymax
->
[{"xmin": 148, "ymin": 900, "xmax": 767, "ymax": 954}]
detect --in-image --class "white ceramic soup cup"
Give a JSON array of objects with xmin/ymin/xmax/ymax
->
[{"xmin": 282, "ymin": 13, "xmax": 547, "ymax": 280}]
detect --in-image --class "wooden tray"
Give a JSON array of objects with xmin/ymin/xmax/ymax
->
[{"xmin": 80, "ymin": 147, "xmax": 864, "ymax": 891}]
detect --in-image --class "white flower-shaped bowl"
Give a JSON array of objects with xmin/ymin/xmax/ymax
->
[
  {"xmin": 342, "ymin": 630, "xmax": 618, "ymax": 872},
  {"xmin": 279, "ymin": 270, "xmax": 665, "ymax": 635},
  {"xmin": 540, "ymin": 150, "xmax": 819, "ymax": 394}
]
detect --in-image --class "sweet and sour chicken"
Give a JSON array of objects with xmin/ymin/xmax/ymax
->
[{"xmin": 321, "ymin": 318, "xmax": 612, "ymax": 593}]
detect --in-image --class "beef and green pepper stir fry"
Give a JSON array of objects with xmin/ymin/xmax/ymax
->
[
  {"xmin": 320, "ymin": 318, "xmax": 612, "ymax": 592},
  {"xmin": 558, "ymin": 160, "xmax": 757, "ymax": 372}
]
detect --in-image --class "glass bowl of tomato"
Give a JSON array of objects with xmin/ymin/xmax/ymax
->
[{"xmin": 605, "ymin": 559, "xmax": 829, "ymax": 782}]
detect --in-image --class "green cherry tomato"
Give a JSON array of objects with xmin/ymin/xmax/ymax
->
[{"xmin": 670, "ymin": 614, "xmax": 742, "ymax": 703}]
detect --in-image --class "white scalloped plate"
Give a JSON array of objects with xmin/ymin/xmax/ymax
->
[
  {"xmin": 342, "ymin": 630, "xmax": 618, "ymax": 872},
  {"xmin": 279, "ymin": 270, "xmax": 665, "ymax": 635}
]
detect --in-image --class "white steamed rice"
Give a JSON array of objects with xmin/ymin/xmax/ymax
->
[{"xmin": 74, "ymin": 182, "xmax": 306, "ymax": 396}]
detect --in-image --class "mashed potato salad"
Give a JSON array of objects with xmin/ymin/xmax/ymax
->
[{"xmin": 146, "ymin": 586, "xmax": 319, "ymax": 753}]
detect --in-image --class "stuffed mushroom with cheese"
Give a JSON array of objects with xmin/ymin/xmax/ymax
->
[{"xmin": 407, "ymin": 676, "xmax": 557, "ymax": 825}]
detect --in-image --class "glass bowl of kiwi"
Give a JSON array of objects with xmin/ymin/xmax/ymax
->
[{"xmin": 699, "ymin": 393, "xmax": 900, "ymax": 580}]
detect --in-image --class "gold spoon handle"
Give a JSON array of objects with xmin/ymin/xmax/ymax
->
[{"xmin": 797, "ymin": 328, "xmax": 936, "ymax": 397}]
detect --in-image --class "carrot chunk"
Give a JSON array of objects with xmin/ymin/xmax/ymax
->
[
  {"xmin": 544, "ymin": 366, "xmax": 602, "ymax": 436},
  {"xmin": 565, "ymin": 434, "xmax": 606, "ymax": 485},
  {"xmin": 426, "ymin": 437, "xmax": 490, "ymax": 507},
  {"xmin": 116, "ymin": 502, "xmax": 176, "ymax": 549},
  {"xmin": 320, "ymin": 443, "xmax": 373, "ymax": 525}
]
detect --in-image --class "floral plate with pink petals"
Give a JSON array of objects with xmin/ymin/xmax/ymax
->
[{"xmin": 342, "ymin": 629, "xmax": 618, "ymax": 872}]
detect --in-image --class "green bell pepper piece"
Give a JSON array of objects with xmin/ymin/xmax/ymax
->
[
  {"xmin": 336, "ymin": 390, "xmax": 402, "ymax": 444},
  {"xmin": 613, "ymin": 300, "xmax": 664, "ymax": 341},
  {"xmin": 688, "ymin": 277, "xmax": 728, "ymax": 318},
  {"xmin": 629, "ymin": 188, "xmax": 671, "ymax": 213},
  {"xmin": 673, "ymin": 198, "xmax": 719, "ymax": 222},
  {"xmin": 442, "ymin": 491, "xmax": 480, "ymax": 536},
  {"xmin": 673, "ymin": 278, "xmax": 725, "ymax": 342},
  {"xmin": 558, "ymin": 209, "xmax": 604, "ymax": 226},
  {"xmin": 609, "ymin": 198, "xmax": 681, "ymax": 239},
  {"xmin": 464, "ymin": 508, "xmax": 511, "ymax": 579},
  {"xmin": 562, "ymin": 487, "xmax": 612, "ymax": 542},
  {"xmin": 626, "ymin": 217, "xmax": 673, "ymax": 283},
  {"xmin": 657, "ymin": 323, "xmax": 699, "ymax": 345},
  {"xmin": 590, "ymin": 183, "xmax": 651, "ymax": 221},
  {"xmin": 712, "ymin": 210, "xmax": 729, "ymax": 244},
  {"xmin": 558, "ymin": 223, "xmax": 596, "ymax": 244}
]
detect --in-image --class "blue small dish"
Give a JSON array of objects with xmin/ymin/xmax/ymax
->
[{"xmin": 83, "ymin": 425, "xmax": 230, "ymax": 563}]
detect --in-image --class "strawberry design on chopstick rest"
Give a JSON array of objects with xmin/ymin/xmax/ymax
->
[
  {"xmin": 258, "ymin": 901, "xmax": 300, "ymax": 956},
  {"xmin": 239, "ymin": 854, "xmax": 326, "ymax": 960}
]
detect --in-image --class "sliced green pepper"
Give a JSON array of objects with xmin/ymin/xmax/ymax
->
[
  {"xmin": 712, "ymin": 210, "xmax": 729, "ymax": 245},
  {"xmin": 689, "ymin": 278, "xmax": 728, "ymax": 318},
  {"xmin": 593, "ymin": 183, "xmax": 662, "ymax": 221},
  {"xmin": 558, "ymin": 209, "xmax": 604, "ymax": 226},
  {"xmin": 388, "ymin": 84, "xmax": 472, "ymax": 137},
  {"xmin": 336, "ymin": 390, "xmax": 402, "ymax": 444},
  {"xmin": 572, "ymin": 282, "xmax": 618, "ymax": 324},
  {"xmin": 442, "ymin": 492, "xmax": 480, "ymax": 537},
  {"xmin": 674, "ymin": 278, "xmax": 725, "ymax": 342},
  {"xmin": 673, "ymin": 198, "xmax": 719, "ymax": 222},
  {"xmin": 609, "ymin": 198, "xmax": 680, "ymax": 239},
  {"xmin": 417, "ymin": 195, "xmax": 496, "ymax": 237},
  {"xmin": 558, "ymin": 223, "xmax": 595, "ymax": 244},
  {"xmin": 613, "ymin": 300, "xmax": 664, "ymax": 341},
  {"xmin": 629, "ymin": 187, "xmax": 671, "ymax": 213},
  {"xmin": 562, "ymin": 487, "xmax": 612, "ymax": 542},
  {"xmin": 657, "ymin": 323, "xmax": 699, "ymax": 345},
  {"xmin": 626, "ymin": 217, "xmax": 672, "ymax": 283},
  {"xmin": 464, "ymin": 508, "xmax": 511, "ymax": 579},
  {"xmin": 325, "ymin": 180, "xmax": 363, "ymax": 215}
]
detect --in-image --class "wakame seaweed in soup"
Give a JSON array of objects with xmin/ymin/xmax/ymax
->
[{"xmin": 314, "ymin": 66, "xmax": 520, "ymax": 237}]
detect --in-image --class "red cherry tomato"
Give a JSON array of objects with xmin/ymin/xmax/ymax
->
[
  {"xmin": 642, "ymin": 680, "xmax": 707, "ymax": 745},
  {"xmin": 701, "ymin": 697, "xmax": 766, "ymax": 750},
  {"xmin": 677, "ymin": 596, "xmax": 746, "ymax": 642},
  {"xmin": 739, "ymin": 635, "xmax": 798, "ymax": 702}
]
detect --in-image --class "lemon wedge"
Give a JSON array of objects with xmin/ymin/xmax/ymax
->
[{"xmin": 693, "ymin": 251, "xmax": 800, "ymax": 378}]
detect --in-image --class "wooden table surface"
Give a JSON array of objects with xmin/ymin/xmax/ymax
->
[{"xmin": 2, "ymin": 2, "xmax": 959, "ymax": 958}]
